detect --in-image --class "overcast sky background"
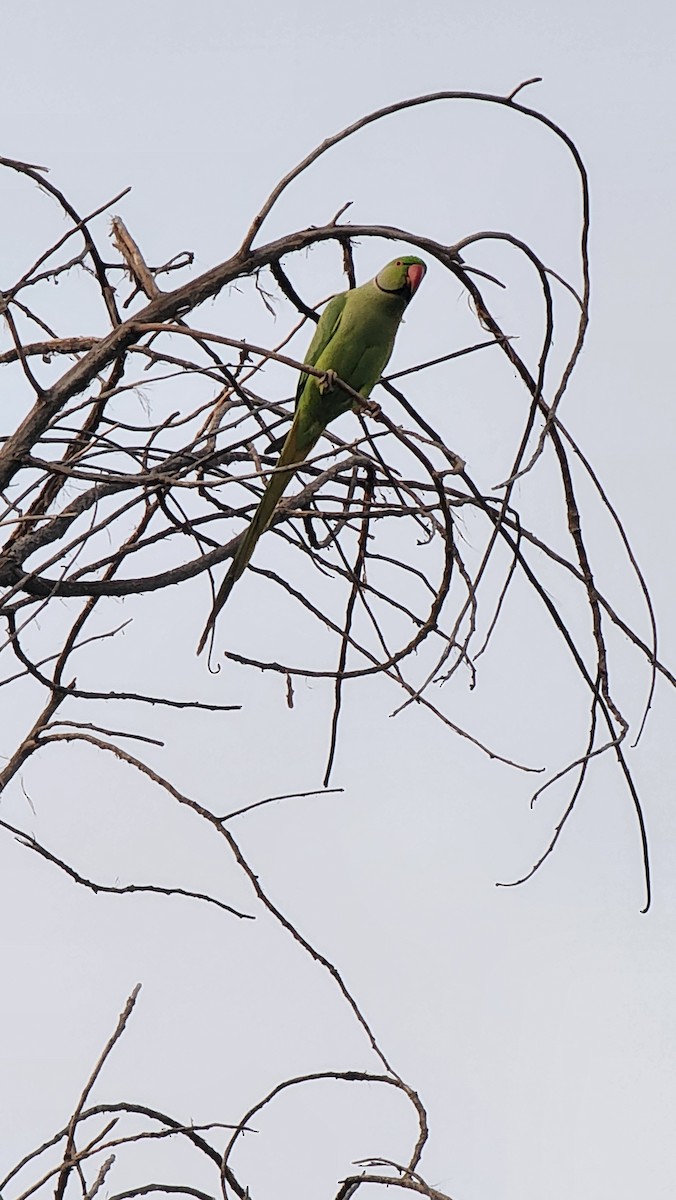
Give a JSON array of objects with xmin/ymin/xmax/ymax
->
[{"xmin": 2, "ymin": 2, "xmax": 676, "ymax": 1199}]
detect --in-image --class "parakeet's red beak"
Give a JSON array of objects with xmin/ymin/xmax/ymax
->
[{"xmin": 406, "ymin": 262, "xmax": 426, "ymax": 294}]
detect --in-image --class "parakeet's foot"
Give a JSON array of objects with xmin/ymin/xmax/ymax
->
[
  {"xmin": 318, "ymin": 369, "xmax": 338, "ymax": 394},
  {"xmin": 352, "ymin": 397, "xmax": 382, "ymax": 420}
]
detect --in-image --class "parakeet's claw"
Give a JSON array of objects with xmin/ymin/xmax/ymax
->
[
  {"xmin": 318, "ymin": 369, "xmax": 338, "ymax": 394},
  {"xmin": 352, "ymin": 397, "xmax": 382, "ymax": 420}
]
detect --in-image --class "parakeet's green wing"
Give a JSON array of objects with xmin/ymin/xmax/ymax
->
[{"xmin": 294, "ymin": 291, "xmax": 347, "ymax": 403}]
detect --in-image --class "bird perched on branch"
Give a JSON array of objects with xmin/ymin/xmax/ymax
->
[{"xmin": 197, "ymin": 254, "xmax": 426, "ymax": 654}]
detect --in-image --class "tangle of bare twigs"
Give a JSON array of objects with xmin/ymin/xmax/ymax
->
[{"xmin": 1, "ymin": 81, "xmax": 671, "ymax": 1200}]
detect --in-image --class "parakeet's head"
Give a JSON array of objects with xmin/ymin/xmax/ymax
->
[{"xmin": 375, "ymin": 255, "xmax": 426, "ymax": 301}]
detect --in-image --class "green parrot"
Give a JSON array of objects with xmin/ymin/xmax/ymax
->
[{"xmin": 197, "ymin": 254, "xmax": 426, "ymax": 653}]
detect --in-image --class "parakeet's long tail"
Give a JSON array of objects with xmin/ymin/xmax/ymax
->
[{"xmin": 196, "ymin": 419, "xmax": 313, "ymax": 654}]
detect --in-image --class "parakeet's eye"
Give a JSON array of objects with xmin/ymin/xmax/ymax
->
[{"xmin": 396, "ymin": 260, "xmax": 402, "ymax": 266}]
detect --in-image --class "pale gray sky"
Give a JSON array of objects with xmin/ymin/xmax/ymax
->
[{"xmin": 2, "ymin": 2, "xmax": 676, "ymax": 1199}]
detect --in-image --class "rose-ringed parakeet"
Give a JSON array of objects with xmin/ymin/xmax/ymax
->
[{"xmin": 197, "ymin": 255, "xmax": 426, "ymax": 653}]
